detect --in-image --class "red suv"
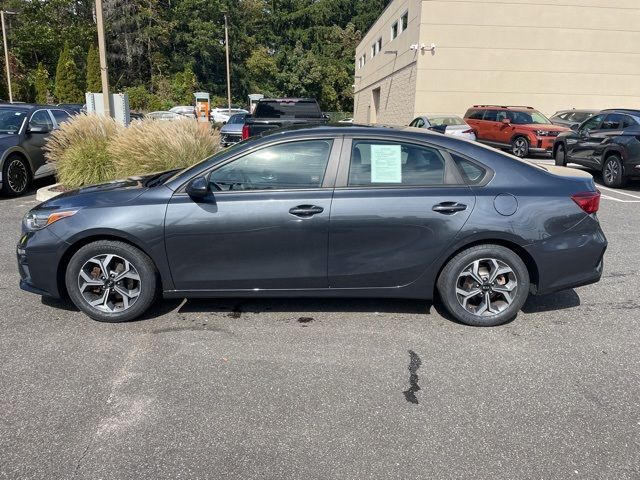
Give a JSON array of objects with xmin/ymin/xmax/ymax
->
[{"xmin": 464, "ymin": 105, "xmax": 570, "ymax": 158}]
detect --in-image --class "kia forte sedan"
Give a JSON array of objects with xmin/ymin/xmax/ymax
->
[{"xmin": 17, "ymin": 125, "xmax": 606, "ymax": 327}]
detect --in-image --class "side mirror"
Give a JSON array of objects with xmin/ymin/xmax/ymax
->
[
  {"xmin": 501, "ymin": 118, "xmax": 511, "ymax": 125},
  {"xmin": 428, "ymin": 124, "xmax": 447, "ymax": 134},
  {"xmin": 186, "ymin": 176, "xmax": 210, "ymax": 198},
  {"xmin": 28, "ymin": 125, "xmax": 50, "ymax": 134}
]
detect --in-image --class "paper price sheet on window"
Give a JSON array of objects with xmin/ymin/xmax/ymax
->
[{"xmin": 370, "ymin": 144, "xmax": 402, "ymax": 183}]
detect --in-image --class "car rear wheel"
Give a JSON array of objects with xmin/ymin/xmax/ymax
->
[
  {"xmin": 1, "ymin": 155, "xmax": 31, "ymax": 196},
  {"xmin": 65, "ymin": 240, "xmax": 158, "ymax": 322},
  {"xmin": 511, "ymin": 137, "xmax": 529, "ymax": 158},
  {"xmin": 554, "ymin": 144, "xmax": 566, "ymax": 166},
  {"xmin": 602, "ymin": 155, "xmax": 627, "ymax": 188},
  {"xmin": 437, "ymin": 245, "xmax": 530, "ymax": 327}
]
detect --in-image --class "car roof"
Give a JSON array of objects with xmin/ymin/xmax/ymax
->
[
  {"xmin": 553, "ymin": 109, "xmax": 598, "ymax": 115},
  {"xmin": 0, "ymin": 103, "xmax": 53, "ymax": 110},
  {"xmin": 470, "ymin": 105, "xmax": 537, "ymax": 112},
  {"xmin": 600, "ymin": 108, "xmax": 640, "ymax": 115}
]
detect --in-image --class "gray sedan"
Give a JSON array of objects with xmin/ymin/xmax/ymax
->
[{"xmin": 17, "ymin": 125, "xmax": 606, "ymax": 327}]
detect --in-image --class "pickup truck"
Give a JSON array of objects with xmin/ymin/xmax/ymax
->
[{"xmin": 241, "ymin": 98, "xmax": 328, "ymax": 140}]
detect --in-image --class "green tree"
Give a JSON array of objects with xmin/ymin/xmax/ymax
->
[
  {"xmin": 86, "ymin": 43, "xmax": 101, "ymax": 92},
  {"xmin": 33, "ymin": 63, "xmax": 50, "ymax": 103},
  {"xmin": 54, "ymin": 42, "xmax": 83, "ymax": 103}
]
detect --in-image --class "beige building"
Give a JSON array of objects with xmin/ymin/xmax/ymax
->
[{"xmin": 353, "ymin": 0, "xmax": 640, "ymax": 125}]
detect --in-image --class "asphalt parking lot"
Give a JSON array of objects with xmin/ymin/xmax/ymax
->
[{"xmin": 1, "ymin": 174, "xmax": 638, "ymax": 480}]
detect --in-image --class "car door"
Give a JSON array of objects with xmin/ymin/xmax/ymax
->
[
  {"xmin": 164, "ymin": 137, "xmax": 341, "ymax": 291},
  {"xmin": 22, "ymin": 109, "xmax": 54, "ymax": 175},
  {"xmin": 569, "ymin": 114, "xmax": 605, "ymax": 165},
  {"xmin": 328, "ymin": 137, "xmax": 475, "ymax": 288},
  {"xmin": 479, "ymin": 109, "xmax": 502, "ymax": 143}
]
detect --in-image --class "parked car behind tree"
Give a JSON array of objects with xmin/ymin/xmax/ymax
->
[{"xmin": 0, "ymin": 104, "xmax": 72, "ymax": 196}]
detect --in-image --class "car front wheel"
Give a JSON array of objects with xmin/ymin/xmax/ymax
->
[
  {"xmin": 1, "ymin": 155, "xmax": 31, "ymax": 196},
  {"xmin": 437, "ymin": 245, "xmax": 530, "ymax": 327},
  {"xmin": 554, "ymin": 144, "xmax": 566, "ymax": 166},
  {"xmin": 511, "ymin": 137, "xmax": 529, "ymax": 158},
  {"xmin": 65, "ymin": 240, "xmax": 158, "ymax": 322},
  {"xmin": 602, "ymin": 155, "xmax": 627, "ymax": 188}
]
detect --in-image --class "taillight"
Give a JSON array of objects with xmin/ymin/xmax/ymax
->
[
  {"xmin": 463, "ymin": 129, "xmax": 474, "ymax": 134},
  {"xmin": 241, "ymin": 124, "xmax": 249, "ymax": 140},
  {"xmin": 571, "ymin": 191, "xmax": 600, "ymax": 214}
]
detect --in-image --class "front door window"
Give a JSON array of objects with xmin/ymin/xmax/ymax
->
[{"xmin": 209, "ymin": 139, "xmax": 333, "ymax": 191}]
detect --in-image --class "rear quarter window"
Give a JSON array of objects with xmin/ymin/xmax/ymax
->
[
  {"xmin": 451, "ymin": 153, "xmax": 488, "ymax": 185},
  {"xmin": 465, "ymin": 109, "xmax": 484, "ymax": 120}
]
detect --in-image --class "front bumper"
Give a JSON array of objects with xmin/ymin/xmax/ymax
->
[
  {"xmin": 17, "ymin": 230, "xmax": 66, "ymax": 299},
  {"xmin": 529, "ymin": 136, "xmax": 559, "ymax": 154}
]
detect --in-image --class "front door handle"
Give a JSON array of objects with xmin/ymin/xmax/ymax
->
[
  {"xmin": 432, "ymin": 202, "xmax": 467, "ymax": 214},
  {"xmin": 289, "ymin": 205, "xmax": 324, "ymax": 217}
]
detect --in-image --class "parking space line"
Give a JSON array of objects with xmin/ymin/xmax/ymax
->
[
  {"xmin": 600, "ymin": 194, "xmax": 640, "ymax": 203},
  {"xmin": 598, "ymin": 186, "xmax": 640, "ymax": 199}
]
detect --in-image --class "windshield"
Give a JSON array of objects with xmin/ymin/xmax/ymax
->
[
  {"xmin": 228, "ymin": 114, "xmax": 246, "ymax": 124},
  {"xmin": 427, "ymin": 116, "xmax": 465, "ymax": 126},
  {"xmin": 0, "ymin": 109, "xmax": 27, "ymax": 134},
  {"xmin": 509, "ymin": 110, "xmax": 551, "ymax": 125}
]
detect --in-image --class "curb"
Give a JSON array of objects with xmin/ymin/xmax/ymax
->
[{"xmin": 36, "ymin": 183, "xmax": 63, "ymax": 202}]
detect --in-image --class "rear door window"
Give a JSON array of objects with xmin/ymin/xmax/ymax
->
[
  {"xmin": 348, "ymin": 140, "xmax": 445, "ymax": 187},
  {"xmin": 482, "ymin": 110, "xmax": 499, "ymax": 122},
  {"xmin": 601, "ymin": 113, "xmax": 625, "ymax": 130}
]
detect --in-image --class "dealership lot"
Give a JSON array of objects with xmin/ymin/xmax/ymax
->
[{"xmin": 1, "ymin": 179, "xmax": 639, "ymax": 479}]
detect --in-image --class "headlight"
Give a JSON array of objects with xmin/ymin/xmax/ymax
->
[
  {"xmin": 535, "ymin": 130, "xmax": 549, "ymax": 136},
  {"xmin": 23, "ymin": 210, "xmax": 78, "ymax": 231}
]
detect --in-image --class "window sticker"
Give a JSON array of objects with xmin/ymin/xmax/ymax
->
[{"xmin": 370, "ymin": 144, "xmax": 402, "ymax": 183}]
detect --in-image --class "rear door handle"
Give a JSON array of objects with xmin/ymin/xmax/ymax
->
[
  {"xmin": 432, "ymin": 202, "xmax": 467, "ymax": 214},
  {"xmin": 289, "ymin": 205, "xmax": 324, "ymax": 217}
]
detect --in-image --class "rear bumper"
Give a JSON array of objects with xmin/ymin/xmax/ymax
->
[{"xmin": 526, "ymin": 215, "xmax": 607, "ymax": 295}]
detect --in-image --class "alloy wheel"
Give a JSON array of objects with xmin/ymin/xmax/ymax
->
[
  {"xmin": 604, "ymin": 159, "xmax": 619, "ymax": 185},
  {"xmin": 512, "ymin": 138, "xmax": 528, "ymax": 158},
  {"xmin": 7, "ymin": 159, "xmax": 28, "ymax": 193},
  {"xmin": 456, "ymin": 258, "xmax": 518, "ymax": 317},
  {"xmin": 78, "ymin": 254, "xmax": 141, "ymax": 312}
]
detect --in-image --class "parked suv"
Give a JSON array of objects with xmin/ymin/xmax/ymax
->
[
  {"xmin": 464, "ymin": 105, "xmax": 569, "ymax": 158},
  {"xmin": 553, "ymin": 109, "xmax": 640, "ymax": 188},
  {"xmin": 0, "ymin": 104, "xmax": 72, "ymax": 196}
]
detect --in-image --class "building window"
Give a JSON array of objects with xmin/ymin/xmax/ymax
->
[
  {"xmin": 400, "ymin": 12, "xmax": 408, "ymax": 32},
  {"xmin": 376, "ymin": 37, "xmax": 382, "ymax": 54},
  {"xmin": 371, "ymin": 44, "xmax": 376, "ymax": 57},
  {"xmin": 391, "ymin": 21, "xmax": 398, "ymax": 40},
  {"xmin": 362, "ymin": 54, "xmax": 366, "ymax": 66}
]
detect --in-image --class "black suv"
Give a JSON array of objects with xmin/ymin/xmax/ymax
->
[
  {"xmin": 553, "ymin": 109, "xmax": 640, "ymax": 188},
  {"xmin": 0, "ymin": 104, "xmax": 72, "ymax": 196}
]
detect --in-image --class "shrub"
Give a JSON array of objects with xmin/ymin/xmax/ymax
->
[
  {"xmin": 45, "ymin": 114, "xmax": 122, "ymax": 189},
  {"xmin": 110, "ymin": 119, "xmax": 220, "ymax": 178}
]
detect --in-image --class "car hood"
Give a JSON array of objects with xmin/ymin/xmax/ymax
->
[
  {"xmin": 522, "ymin": 124, "xmax": 570, "ymax": 132},
  {"xmin": 36, "ymin": 174, "xmax": 158, "ymax": 210}
]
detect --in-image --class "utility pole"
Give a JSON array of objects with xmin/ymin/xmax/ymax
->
[
  {"xmin": 223, "ymin": 11, "xmax": 231, "ymax": 114},
  {"xmin": 1, "ymin": 11, "xmax": 16, "ymax": 103},
  {"xmin": 95, "ymin": 0, "xmax": 110, "ymax": 116}
]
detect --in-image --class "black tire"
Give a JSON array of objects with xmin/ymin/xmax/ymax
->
[
  {"xmin": 437, "ymin": 244, "xmax": 530, "ymax": 327},
  {"xmin": 602, "ymin": 154, "xmax": 627, "ymax": 188},
  {"xmin": 65, "ymin": 240, "xmax": 158, "ymax": 322},
  {"xmin": 554, "ymin": 144, "xmax": 566, "ymax": 166},
  {"xmin": 511, "ymin": 136, "xmax": 529, "ymax": 158},
  {"xmin": 1, "ymin": 154, "xmax": 31, "ymax": 196}
]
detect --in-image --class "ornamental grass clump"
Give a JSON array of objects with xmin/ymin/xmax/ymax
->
[
  {"xmin": 110, "ymin": 118, "xmax": 220, "ymax": 178},
  {"xmin": 45, "ymin": 113, "xmax": 122, "ymax": 189}
]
